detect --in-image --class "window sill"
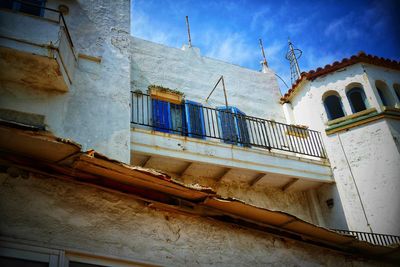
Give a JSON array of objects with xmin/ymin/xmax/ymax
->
[
  {"xmin": 326, "ymin": 108, "xmax": 376, "ymax": 126},
  {"xmin": 325, "ymin": 107, "xmax": 400, "ymax": 135}
]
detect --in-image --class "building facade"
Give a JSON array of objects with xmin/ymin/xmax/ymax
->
[
  {"xmin": 281, "ymin": 54, "xmax": 400, "ymax": 236},
  {"xmin": 0, "ymin": 0, "xmax": 399, "ymax": 266}
]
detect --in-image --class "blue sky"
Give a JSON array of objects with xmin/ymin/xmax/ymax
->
[{"xmin": 131, "ymin": 0, "xmax": 399, "ymax": 93}]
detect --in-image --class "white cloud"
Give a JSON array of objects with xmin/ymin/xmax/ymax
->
[
  {"xmin": 203, "ymin": 31, "xmax": 259, "ymax": 67},
  {"xmin": 250, "ymin": 6, "xmax": 271, "ymax": 31},
  {"xmin": 130, "ymin": 6, "xmax": 180, "ymax": 46},
  {"xmin": 324, "ymin": 15, "xmax": 361, "ymax": 41}
]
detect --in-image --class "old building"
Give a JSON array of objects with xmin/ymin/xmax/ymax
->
[
  {"xmin": 281, "ymin": 53, "xmax": 400, "ymax": 236},
  {"xmin": 0, "ymin": 0, "xmax": 399, "ymax": 266}
]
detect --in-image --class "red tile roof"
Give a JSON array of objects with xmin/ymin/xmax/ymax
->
[{"xmin": 280, "ymin": 52, "xmax": 400, "ymax": 103}]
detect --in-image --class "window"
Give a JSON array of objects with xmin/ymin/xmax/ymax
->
[
  {"xmin": 217, "ymin": 106, "xmax": 250, "ymax": 147},
  {"xmin": 0, "ymin": 256, "xmax": 48, "ymax": 267},
  {"xmin": 375, "ymin": 80, "xmax": 395, "ymax": 107},
  {"xmin": 346, "ymin": 87, "xmax": 368, "ymax": 113},
  {"xmin": 323, "ymin": 92, "xmax": 345, "ymax": 120},
  {"xmin": 184, "ymin": 100, "xmax": 205, "ymax": 139},
  {"xmin": 69, "ymin": 262, "xmax": 104, "ymax": 267},
  {"xmin": 394, "ymin": 84, "xmax": 400, "ymax": 102},
  {"xmin": 1, "ymin": 0, "xmax": 46, "ymax": 17},
  {"xmin": 0, "ymin": 241, "xmax": 61, "ymax": 267},
  {"xmin": 152, "ymin": 99, "xmax": 171, "ymax": 133},
  {"xmin": 152, "ymin": 99, "xmax": 205, "ymax": 139},
  {"xmin": 377, "ymin": 88, "xmax": 387, "ymax": 106}
]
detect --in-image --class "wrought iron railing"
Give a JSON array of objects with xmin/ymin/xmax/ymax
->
[
  {"xmin": 1, "ymin": 0, "xmax": 74, "ymax": 48},
  {"xmin": 131, "ymin": 92, "xmax": 327, "ymax": 158},
  {"xmin": 333, "ymin": 229, "xmax": 400, "ymax": 247}
]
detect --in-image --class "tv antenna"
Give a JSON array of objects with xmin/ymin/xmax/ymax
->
[
  {"xmin": 259, "ymin": 38, "xmax": 268, "ymax": 68},
  {"xmin": 285, "ymin": 38, "xmax": 302, "ymax": 84},
  {"xmin": 185, "ymin": 16, "xmax": 192, "ymax": 47}
]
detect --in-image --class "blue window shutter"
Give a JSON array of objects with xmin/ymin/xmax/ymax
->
[
  {"xmin": 152, "ymin": 99, "xmax": 171, "ymax": 133},
  {"xmin": 185, "ymin": 100, "xmax": 205, "ymax": 139},
  {"xmin": 217, "ymin": 106, "xmax": 238, "ymax": 144},
  {"xmin": 233, "ymin": 107, "xmax": 251, "ymax": 147},
  {"xmin": 16, "ymin": 0, "xmax": 46, "ymax": 17}
]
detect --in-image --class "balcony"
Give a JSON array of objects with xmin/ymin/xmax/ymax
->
[
  {"xmin": 0, "ymin": 1, "xmax": 75, "ymax": 92},
  {"xmin": 131, "ymin": 92, "xmax": 333, "ymax": 191},
  {"xmin": 333, "ymin": 229, "xmax": 400, "ymax": 247}
]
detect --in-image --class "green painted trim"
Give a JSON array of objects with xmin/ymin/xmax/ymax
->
[
  {"xmin": 325, "ymin": 109, "xmax": 400, "ymax": 135},
  {"xmin": 327, "ymin": 108, "xmax": 377, "ymax": 126},
  {"xmin": 326, "ymin": 111, "xmax": 379, "ymax": 131}
]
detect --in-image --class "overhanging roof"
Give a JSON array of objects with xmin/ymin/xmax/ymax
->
[
  {"xmin": 0, "ymin": 122, "xmax": 399, "ymax": 263},
  {"xmin": 281, "ymin": 52, "xmax": 400, "ymax": 103}
]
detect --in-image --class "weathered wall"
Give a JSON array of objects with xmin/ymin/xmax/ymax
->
[
  {"xmin": 0, "ymin": 172, "xmax": 391, "ymax": 267},
  {"xmin": 286, "ymin": 64, "xmax": 400, "ymax": 234},
  {"xmin": 183, "ymin": 174, "xmax": 316, "ymax": 224},
  {"xmin": 130, "ymin": 37, "xmax": 285, "ymax": 121},
  {"xmin": 0, "ymin": 0, "xmax": 131, "ymax": 163},
  {"xmin": 330, "ymin": 120, "xmax": 400, "ymax": 235},
  {"xmin": 387, "ymin": 118, "xmax": 400, "ymax": 152}
]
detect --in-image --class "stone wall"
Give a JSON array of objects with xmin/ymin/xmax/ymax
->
[
  {"xmin": 0, "ymin": 0, "xmax": 131, "ymax": 163},
  {"xmin": 0, "ymin": 172, "xmax": 391, "ymax": 267}
]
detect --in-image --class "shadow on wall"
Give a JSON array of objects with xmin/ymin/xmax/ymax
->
[{"xmin": 317, "ymin": 183, "xmax": 349, "ymax": 230}]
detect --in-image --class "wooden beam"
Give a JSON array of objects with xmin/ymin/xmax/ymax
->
[
  {"xmin": 142, "ymin": 156, "xmax": 152, "ymax": 168},
  {"xmin": 179, "ymin": 162, "xmax": 193, "ymax": 177},
  {"xmin": 215, "ymin": 168, "xmax": 231, "ymax": 182},
  {"xmin": 281, "ymin": 178, "xmax": 299, "ymax": 192},
  {"xmin": 249, "ymin": 173, "xmax": 266, "ymax": 187}
]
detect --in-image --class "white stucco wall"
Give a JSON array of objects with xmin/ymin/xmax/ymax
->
[
  {"xmin": 363, "ymin": 65, "xmax": 400, "ymax": 108},
  {"xmin": 0, "ymin": 0, "xmax": 131, "ymax": 163},
  {"xmin": 130, "ymin": 37, "xmax": 285, "ymax": 121},
  {"xmin": 331, "ymin": 120, "xmax": 400, "ymax": 235},
  {"xmin": 285, "ymin": 63, "xmax": 400, "ymax": 235},
  {"xmin": 0, "ymin": 172, "xmax": 391, "ymax": 267}
]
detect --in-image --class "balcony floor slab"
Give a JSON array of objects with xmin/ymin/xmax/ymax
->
[{"xmin": 131, "ymin": 128, "xmax": 333, "ymax": 191}]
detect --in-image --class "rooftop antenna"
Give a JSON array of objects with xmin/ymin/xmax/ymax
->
[
  {"xmin": 285, "ymin": 38, "xmax": 302, "ymax": 84},
  {"xmin": 185, "ymin": 16, "xmax": 192, "ymax": 47},
  {"xmin": 206, "ymin": 75, "xmax": 229, "ymax": 108},
  {"xmin": 259, "ymin": 38, "xmax": 268, "ymax": 68}
]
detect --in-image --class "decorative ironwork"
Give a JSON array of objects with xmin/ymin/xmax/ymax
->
[
  {"xmin": 131, "ymin": 92, "xmax": 327, "ymax": 158},
  {"xmin": 333, "ymin": 229, "xmax": 400, "ymax": 247}
]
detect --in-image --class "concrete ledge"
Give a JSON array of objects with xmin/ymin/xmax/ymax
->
[
  {"xmin": 131, "ymin": 128, "xmax": 333, "ymax": 183},
  {"xmin": 326, "ymin": 108, "xmax": 400, "ymax": 135}
]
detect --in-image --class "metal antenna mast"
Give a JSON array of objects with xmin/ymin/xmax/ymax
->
[
  {"xmin": 259, "ymin": 38, "xmax": 268, "ymax": 67},
  {"xmin": 285, "ymin": 38, "xmax": 302, "ymax": 84},
  {"xmin": 185, "ymin": 16, "xmax": 192, "ymax": 47}
]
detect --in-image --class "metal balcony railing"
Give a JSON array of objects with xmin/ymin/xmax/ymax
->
[
  {"xmin": 131, "ymin": 92, "xmax": 327, "ymax": 158},
  {"xmin": 333, "ymin": 229, "xmax": 400, "ymax": 247}
]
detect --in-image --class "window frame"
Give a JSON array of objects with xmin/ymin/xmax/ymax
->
[
  {"xmin": 346, "ymin": 87, "xmax": 368, "ymax": 114},
  {"xmin": 322, "ymin": 92, "xmax": 346, "ymax": 121},
  {"xmin": 3, "ymin": 0, "xmax": 47, "ymax": 17},
  {"xmin": 184, "ymin": 100, "xmax": 205, "ymax": 139},
  {"xmin": 151, "ymin": 98, "xmax": 206, "ymax": 139},
  {"xmin": 216, "ymin": 106, "xmax": 251, "ymax": 147}
]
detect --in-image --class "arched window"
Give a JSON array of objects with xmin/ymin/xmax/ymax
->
[
  {"xmin": 394, "ymin": 84, "xmax": 400, "ymax": 102},
  {"xmin": 323, "ymin": 92, "xmax": 345, "ymax": 120},
  {"xmin": 346, "ymin": 87, "xmax": 368, "ymax": 113},
  {"xmin": 376, "ymin": 80, "xmax": 395, "ymax": 107}
]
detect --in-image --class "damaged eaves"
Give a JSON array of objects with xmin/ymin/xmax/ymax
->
[{"xmin": 0, "ymin": 122, "xmax": 399, "ymax": 263}]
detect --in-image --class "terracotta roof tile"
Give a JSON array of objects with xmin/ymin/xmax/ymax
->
[{"xmin": 280, "ymin": 52, "xmax": 400, "ymax": 103}]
